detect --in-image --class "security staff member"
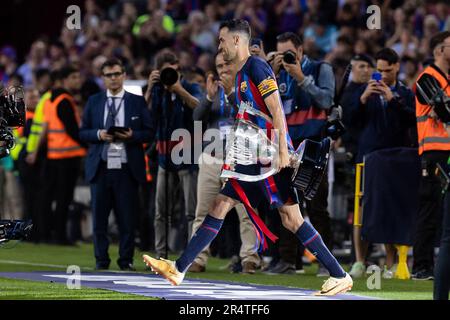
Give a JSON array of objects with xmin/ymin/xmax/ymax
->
[
  {"xmin": 39, "ymin": 65, "xmax": 87, "ymax": 244},
  {"xmin": 413, "ymin": 31, "xmax": 450, "ymax": 282}
]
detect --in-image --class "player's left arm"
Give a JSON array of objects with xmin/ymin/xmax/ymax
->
[{"xmin": 264, "ymin": 92, "xmax": 290, "ymax": 170}]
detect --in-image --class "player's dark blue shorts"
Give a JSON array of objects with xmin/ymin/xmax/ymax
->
[{"xmin": 220, "ymin": 165, "xmax": 299, "ymax": 209}]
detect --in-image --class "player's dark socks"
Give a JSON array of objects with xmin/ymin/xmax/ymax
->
[
  {"xmin": 176, "ymin": 214, "xmax": 224, "ymax": 273},
  {"xmin": 295, "ymin": 221, "xmax": 346, "ymax": 278}
]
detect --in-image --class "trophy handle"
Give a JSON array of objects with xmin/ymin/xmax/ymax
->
[{"xmin": 220, "ymin": 167, "xmax": 278, "ymax": 182}]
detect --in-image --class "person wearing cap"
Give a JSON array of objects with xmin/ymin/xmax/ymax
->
[
  {"xmin": 0, "ymin": 46, "xmax": 18, "ymax": 84},
  {"xmin": 350, "ymin": 48, "xmax": 418, "ymax": 279},
  {"xmin": 341, "ymin": 54, "xmax": 374, "ymax": 164},
  {"xmin": 341, "ymin": 54, "xmax": 373, "ymax": 278}
]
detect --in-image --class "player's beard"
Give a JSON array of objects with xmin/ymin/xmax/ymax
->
[{"xmin": 223, "ymin": 48, "xmax": 237, "ymax": 64}]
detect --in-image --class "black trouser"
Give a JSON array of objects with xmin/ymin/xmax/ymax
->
[
  {"xmin": 91, "ymin": 163, "xmax": 139, "ymax": 268},
  {"xmin": 413, "ymin": 151, "xmax": 448, "ymax": 273},
  {"xmin": 38, "ymin": 157, "xmax": 81, "ymax": 243},
  {"xmin": 17, "ymin": 158, "xmax": 42, "ymax": 222},
  {"xmin": 434, "ymin": 190, "xmax": 450, "ymax": 300}
]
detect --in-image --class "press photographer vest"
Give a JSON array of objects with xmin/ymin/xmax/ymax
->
[
  {"xmin": 278, "ymin": 59, "xmax": 328, "ymax": 141},
  {"xmin": 415, "ymin": 65, "xmax": 450, "ymax": 155},
  {"xmin": 45, "ymin": 93, "xmax": 86, "ymax": 159}
]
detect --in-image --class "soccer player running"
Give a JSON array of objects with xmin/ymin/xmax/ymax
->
[{"xmin": 143, "ymin": 19, "xmax": 353, "ymax": 296}]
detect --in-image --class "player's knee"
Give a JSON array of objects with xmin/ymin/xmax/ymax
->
[
  {"xmin": 209, "ymin": 195, "xmax": 233, "ymax": 219},
  {"xmin": 280, "ymin": 212, "xmax": 303, "ymax": 232}
]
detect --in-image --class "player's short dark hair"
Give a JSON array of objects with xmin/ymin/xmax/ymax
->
[
  {"xmin": 374, "ymin": 48, "xmax": 399, "ymax": 65},
  {"xmin": 101, "ymin": 58, "xmax": 125, "ymax": 73},
  {"xmin": 430, "ymin": 31, "xmax": 450, "ymax": 52},
  {"xmin": 219, "ymin": 19, "xmax": 251, "ymax": 38},
  {"xmin": 60, "ymin": 65, "xmax": 80, "ymax": 80},
  {"xmin": 154, "ymin": 49, "xmax": 179, "ymax": 70},
  {"xmin": 276, "ymin": 32, "xmax": 303, "ymax": 48}
]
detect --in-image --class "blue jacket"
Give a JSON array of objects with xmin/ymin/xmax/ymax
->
[
  {"xmin": 150, "ymin": 80, "xmax": 203, "ymax": 171},
  {"xmin": 79, "ymin": 91, "xmax": 154, "ymax": 183},
  {"xmin": 278, "ymin": 56, "xmax": 335, "ymax": 143}
]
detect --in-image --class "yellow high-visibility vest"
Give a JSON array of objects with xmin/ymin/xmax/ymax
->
[{"xmin": 26, "ymin": 91, "xmax": 51, "ymax": 153}]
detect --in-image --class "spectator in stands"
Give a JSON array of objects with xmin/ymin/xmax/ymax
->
[
  {"xmin": 17, "ymin": 40, "xmax": 49, "ymax": 88},
  {"xmin": 303, "ymin": 15, "xmax": 338, "ymax": 58},
  {"xmin": 134, "ymin": 0, "xmax": 176, "ymax": 56},
  {"xmin": 187, "ymin": 10, "xmax": 217, "ymax": 53},
  {"xmin": 0, "ymin": 46, "xmax": 18, "ymax": 84},
  {"xmin": 145, "ymin": 49, "xmax": 202, "ymax": 259},
  {"xmin": 274, "ymin": 0, "xmax": 303, "ymax": 34},
  {"xmin": 234, "ymin": 0, "xmax": 267, "ymax": 38}
]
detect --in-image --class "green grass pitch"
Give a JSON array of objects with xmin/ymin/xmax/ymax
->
[{"xmin": 0, "ymin": 242, "xmax": 434, "ymax": 300}]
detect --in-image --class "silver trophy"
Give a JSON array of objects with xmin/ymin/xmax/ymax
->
[{"xmin": 221, "ymin": 101, "xmax": 331, "ymax": 200}]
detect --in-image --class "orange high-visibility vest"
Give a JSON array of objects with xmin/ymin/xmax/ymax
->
[
  {"xmin": 44, "ymin": 93, "xmax": 86, "ymax": 159},
  {"xmin": 415, "ymin": 65, "xmax": 450, "ymax": 155}
]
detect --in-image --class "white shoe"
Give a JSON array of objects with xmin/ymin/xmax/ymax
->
[
  {"xmin": 349, "ymin": 262, "xmax": 366, "ymax": 278},
  {"xmin": 315, "ymin": 273, "xmax": 353, "ymax": 296},
  {"xmin": 382, "ymin": 265, "xmax": 395, "ymax": 279}
]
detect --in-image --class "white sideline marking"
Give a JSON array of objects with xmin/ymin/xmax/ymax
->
[{"xmin": 0, "ymin": 259, "xmax": 94, "ymax": 270}]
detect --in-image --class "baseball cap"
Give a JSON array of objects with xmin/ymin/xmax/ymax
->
[
  {"xmin": 351, "ymin": 54, "xmax": 374, "ymax": 68},
  {"xmin": 0, "ymin": 46, "xmax": 17, "ymax": 61}
]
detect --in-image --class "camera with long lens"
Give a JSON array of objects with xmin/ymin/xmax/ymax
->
[
  {"xmin": 0, "ymin": 84, "xmax": 26, "ymax": 159},
  {"xmin": 0, "ymin": 220, "xmax": 33, "ymax": 244},
  {"xmin": 160, "ymin": 67, "xmax": 179, "ymax": 86}
]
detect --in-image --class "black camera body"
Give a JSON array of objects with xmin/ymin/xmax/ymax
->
[{"xmin": 0, "ymin": 85, "xmax": 26, "ymax": 158}]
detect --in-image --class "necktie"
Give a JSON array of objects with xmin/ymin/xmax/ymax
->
[{"xmin": 101, "ymin": 97, "xmax": 117, "ymax": 161}]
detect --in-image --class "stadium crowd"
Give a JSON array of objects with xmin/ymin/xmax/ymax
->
[{"xmin": 0, "ymin": 0, "xmax": 450, "ymax": 296}]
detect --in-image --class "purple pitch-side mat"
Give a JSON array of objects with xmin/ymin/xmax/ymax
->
[{"xmin": 0, "ymin": 272, "xmax": 373, "ymax": 300}]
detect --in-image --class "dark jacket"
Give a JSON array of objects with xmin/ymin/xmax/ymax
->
[
  {"xmin": 354, "ymin": 80, "xmax": 417, "ymax": 163},
  {"xmin": 79, "ymin": 91, "xmax": 154, "ymax": 183}
]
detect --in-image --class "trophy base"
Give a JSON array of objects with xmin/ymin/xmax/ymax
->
[{"xmin": 291, "ymin": 138, "xmax": 331, "ymax": 201}]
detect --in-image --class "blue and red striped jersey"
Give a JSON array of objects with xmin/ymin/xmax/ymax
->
[{"xmin": 234, "ymin": 55, "xmax": 293, "ymax": 150}]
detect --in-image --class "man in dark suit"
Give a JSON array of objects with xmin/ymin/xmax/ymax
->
[{"xmin": 80, "ymin": 58, "xmax": 153, "ymax": 270}]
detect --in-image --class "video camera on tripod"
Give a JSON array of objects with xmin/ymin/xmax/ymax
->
[
  {"xmin": 0, "ymin": 84, "xmax": 26, "ymax": 158},
  {"xmin": 0, "ymin": 83, "xmax": 32, "ymax": 245},
  {"xmin": 415, "ymin": 76, "xmax": 450, "ymax": 123},
  {"xmin": 324, "ymin": 64, "xmax": 352, "ymax": 140}
]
